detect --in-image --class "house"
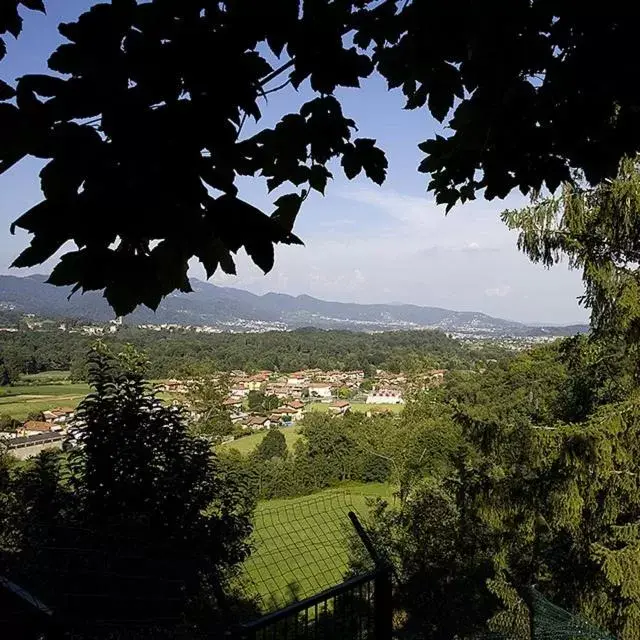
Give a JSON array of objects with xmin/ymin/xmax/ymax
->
[
  {"xmin": 265, "ymin": 383, "xmax": 291, "ymax": 399},
  {"xmin": 247, "ymin": 416, "xmax": 271, "ymax": 430},
  {"xmin": 246, "ymin": 377, "xmax": 264, "ymax": 391},
  {"xmin": 366, "ymin": 389, "xmax": 404, "ymax": 405},
  {"xmin": 308, "ymin": 383, "xmax": 332, "ymax": 399},
  {"xmin": 222, "ymin": 397, "xmax": 244, "ymax": 409},
  {"xmin": 268, "ymin": 406, "xmax": 300, "ymax": 423},
  {"xmin": 230, "ymin": 411, "xmax": 249, "ymax": 425},
  {"xmin": 230, "ymin": 386, "xmax": 250, "ymax": 398},
  {"xmin": 329, "ymin": 400, "xmax": 351, "ymax": 415},
  {"xmin": 42, "ymin": 407, "xmax": 74, "ymax": 423},
  {"xmin": 280, "ymin": 400, "xmax": 304, "ymax": 421},
  {"xmin": 162, "ymin": 379, "xmax": 186, "ymax": 393},
  {"xmin": 286, "ymin": 375, "xmax": 307, "ymax": 387},
  {"xmin": 19, "ymin": 421, "xmax": 57, "ymax": 437}
]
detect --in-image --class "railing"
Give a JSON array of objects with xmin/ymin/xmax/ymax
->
[{"xmin": 230, "ymin": 565, "xmax": 392, "ymax": 640}]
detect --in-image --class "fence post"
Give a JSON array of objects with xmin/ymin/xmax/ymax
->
[
  {"xmin": 374, "ymin": 566, "xmax": 393, "ymax": 640},
  {"xmin": 349, "ymin": 511, "xmax": 393, "ymax": 640}
]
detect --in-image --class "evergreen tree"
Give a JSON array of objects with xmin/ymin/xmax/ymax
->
[{"xmin": 255, "ymin": 428, "xmax": 287, "ymax": 462}]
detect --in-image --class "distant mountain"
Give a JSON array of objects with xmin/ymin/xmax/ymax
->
[{"xmin": 0, "ymin": 274, "xmax": 588, "ymax": 337}]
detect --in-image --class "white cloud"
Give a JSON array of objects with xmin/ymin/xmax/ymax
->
[
  {"xmin": 203, "ymin": 186, "xmax": 588, "ymax": 324},
  {"xmin": 485, "ymin": 285, "xmax": 512, "ymax": 298}
]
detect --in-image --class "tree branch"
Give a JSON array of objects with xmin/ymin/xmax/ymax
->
[{"xmin": 259, "ymin": 59, "xmax": 295, "ymax": 89}]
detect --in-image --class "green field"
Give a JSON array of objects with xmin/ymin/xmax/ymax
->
[
  {"xmin": 240, "ymin": 483, "xmax": 397, "ymax": 609},
  {"xmin": 219, "ymin": 425, "xmax": 303, "ymax": 455},
  {"xmin": 307, "ymin": 401, "xmax": 404, "ymax": 414},
  {"xmin": 0, "ymin": 377, "xmax": 90, "ymax": 420}
]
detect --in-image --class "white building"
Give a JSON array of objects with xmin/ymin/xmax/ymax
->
[
  {"xmin": 366, "ymin": 389, "xmax": 404, "ymax": 405},
  {"xmin": 308, "ymin": 383, "xmax": 332, "ymax": 399}
]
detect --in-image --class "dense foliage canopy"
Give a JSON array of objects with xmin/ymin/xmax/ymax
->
[
  {"xmin": 0, "ymin": 327, "xmax": 493, "ymax": 383},
  {"xmin": 1, "ymin": 1, "xmax": 639, "ymax": 313}
]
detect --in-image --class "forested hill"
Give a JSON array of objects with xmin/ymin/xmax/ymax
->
[
  {"xmin": 0, "ymin": 274, "xmax": 588, "ymax": 336},
  {"xmin": 0, "ymin": 327, "xmax": 505, "ymax": 381}
]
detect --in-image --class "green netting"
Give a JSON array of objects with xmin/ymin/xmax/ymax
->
[
  {"xmin": 528, "ymin": 588, "xmax": 615, "ymax": 640},
  {"xmin": 484, "ymin": 587, "xmax": 616, "ymax": 640}
]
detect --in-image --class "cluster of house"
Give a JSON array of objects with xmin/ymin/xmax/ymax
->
[
  {"xmin": 162, "ymin": 367, "xmax": 447, "ymax": 432},
  {"xmin": 3, "ymin": 407, "xmax": 76, "ymax": 460},
  {"xmin": 229, "ymin": 398, "xmax": 306, "ymax": 430},
  {"xmin": 4, "ymin": 406, "xmax": 76, "ymax": 439}
]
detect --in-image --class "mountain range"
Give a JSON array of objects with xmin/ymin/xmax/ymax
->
[{"xmin": 0, "ymin": 274, "xmax": 588, "ymax": 337}]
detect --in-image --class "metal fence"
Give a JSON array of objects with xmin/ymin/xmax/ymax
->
[
  {"xmin": 231, "ymin": 565, "xmax": 392, "ymax": 640},
  {"xmin": 235, "ymin": 492, "xmax": 388, "ymax": 612}
]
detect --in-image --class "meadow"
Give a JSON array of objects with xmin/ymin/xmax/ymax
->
[
  {"xmin": 219, "ymin": 425, "xmax": 303, "ymax": 455},
  {"xmin": 239, "ymin": 482, "xmax": 397, "ymax": 609},
  {"xmin": 307, "ymin": 401, "xmax": 404, "ymax": 414},
  {"xmin": 0, "ymin": 374, "xmax": 90, "ymax": 420}
]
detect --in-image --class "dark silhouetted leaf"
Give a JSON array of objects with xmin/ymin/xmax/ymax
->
[
  {"xmin": 272, "ymin": 193, "xmax": 303, "ymax": 232},
  {"xmin": 11, "ymin": 235, "xmax": 66, "ymax": 268},
  {"xmin": 20, "ymin": 0, "xmax": 45, "ymax": 12},
  {"xmin": 20, "ymin": 0, "xmax": 45, "ymax": 13},
  {"xmin": 219, "ymin": 251, "xmax": 236, "ymax": 275},
  {"xmin": 245, "ymin": 239, "xmax": 275, "ymax": 274},
  {"xmin": 18, "ymin": 73, "xmax": 64, "ymax": 97},
  {"xmin": 309, "ymin": 165, "xmax": 331, "ymax": 194},
  {"xmin": 47, "ymin": 250, "xmax": 85, "ymax": 286},
  {"xmin": 353, "ymin": 138, "xmax": 387, "ymax": 185},
  {"xmin": 0, "ymin": 80, "xmax": 15, "ymax": 101},
  {"xmin": 4, "ymin": 10, "xmax": 22, "ymax": 38}
]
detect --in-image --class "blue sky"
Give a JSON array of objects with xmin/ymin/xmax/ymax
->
[{"xmin": 0, "ymin": 1, "xmax": 588, "ymax": 324}]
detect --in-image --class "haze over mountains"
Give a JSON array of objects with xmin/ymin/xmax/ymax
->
[{"xmin": 0, "ymin": 274, "xmax": 588, "ymax": 337}]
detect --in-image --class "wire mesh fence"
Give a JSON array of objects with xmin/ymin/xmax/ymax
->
[
  {"xmin": 481, "ymin": 587, "xmax": 616, "ymax": 640},
  {"xmin": 234, "ymin": 491, "xmax": 386, "ymax": 614}
]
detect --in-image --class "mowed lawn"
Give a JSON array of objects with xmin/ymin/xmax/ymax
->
[
  {"xmin": 240, "ymin": 483, "xmax": 397, "ymax": 610},
  {"xmin": 307, "ymin": 401, "xmax": 404, "ymax": 414},
  {"xmin": 0, "ymin": 378, "xmax": 90, "ymax": 420},
  {"xmin": 219, "ymin": 425, "xmax": 302, "ymax": 455}
]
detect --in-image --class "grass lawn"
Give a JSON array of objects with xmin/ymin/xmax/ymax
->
[
  {"xmin": 239, "ymin": 482, "xmax": 398, "ymax": 610},
  {"xmin": 307, "ymin": 401, "xmax": 404, "ymax": 414},
  {"xmin": 219, "ymin": 425, "xmax": 302, "ymax": 455},
  {"xmin": 0, "ymin": 382, "xmax": 90, "ymax": 419}
]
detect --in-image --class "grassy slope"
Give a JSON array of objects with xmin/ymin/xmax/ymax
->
[
  {"xmin": 241, "ymin": 483, "xmax": 397, "ymax": 609},
  {"xmin": 219, "ymin": 425, "xmax": 303, "ymax": 455},
  {"xmin": 308, "ymin": 402, "xmax": 404, "ymax": 414}
]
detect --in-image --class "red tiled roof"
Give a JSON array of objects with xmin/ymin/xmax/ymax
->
[{"xmin": 22, "ymin": 421, "xmax": 52, "ymax": 432}]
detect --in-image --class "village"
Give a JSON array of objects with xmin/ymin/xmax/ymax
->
[
  {"xmin": 163, "ymin": 367, "xmax": 446, "ymax": 432},
  {"xmin": 1, "ymin": 368, "xmax": 447, "ymax": 459}
]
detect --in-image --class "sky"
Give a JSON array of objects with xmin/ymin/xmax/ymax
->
[{"xmin": 0, "ymin": 1, "xmax": 588, "ymax": 325}]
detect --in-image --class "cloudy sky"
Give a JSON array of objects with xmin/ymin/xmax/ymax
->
[{"xmin": 0, "ymin": 1, "xmax": 588, "ymax": 324}]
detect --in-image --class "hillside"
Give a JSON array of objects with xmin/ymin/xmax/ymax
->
[{"xmin": 0, "ymin": 274, "xmax": 588, "ymax": 336}]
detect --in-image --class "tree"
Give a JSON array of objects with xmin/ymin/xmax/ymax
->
[
  {"xmin": 0, "ymin": 343, "xmax": 256, "ymax": 635},
  {"xmin": 185, "ymin": 372, "xmax": 234, "ymax": 440},
  {"xmin": 247, "ymin": 390, "xmax": 265, "ymax": 412},
  {"xmin": 255, "ymin": 428, "xmax": 287, "ymax": 462},
  {"xmin": 0, "ymin": 413, "xmax": 20, "ymax": 432},
  {"xmin": 337, "ymin": 386, "xmax": 353, "ymax": 400},
  {"xmin": 2, "ymin": 2, "xmax": 640, "ymax": 313},
  {"xmin": 349, "ymin": 479, "xmax": 495, "ymax": 639},
  {"xmin": 503, "ymin": 157, "xmax": 640, "ymax": 352},
  {"xmin": 247, "ymin": 390, "xmax": 279, "ymax": 413}
]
